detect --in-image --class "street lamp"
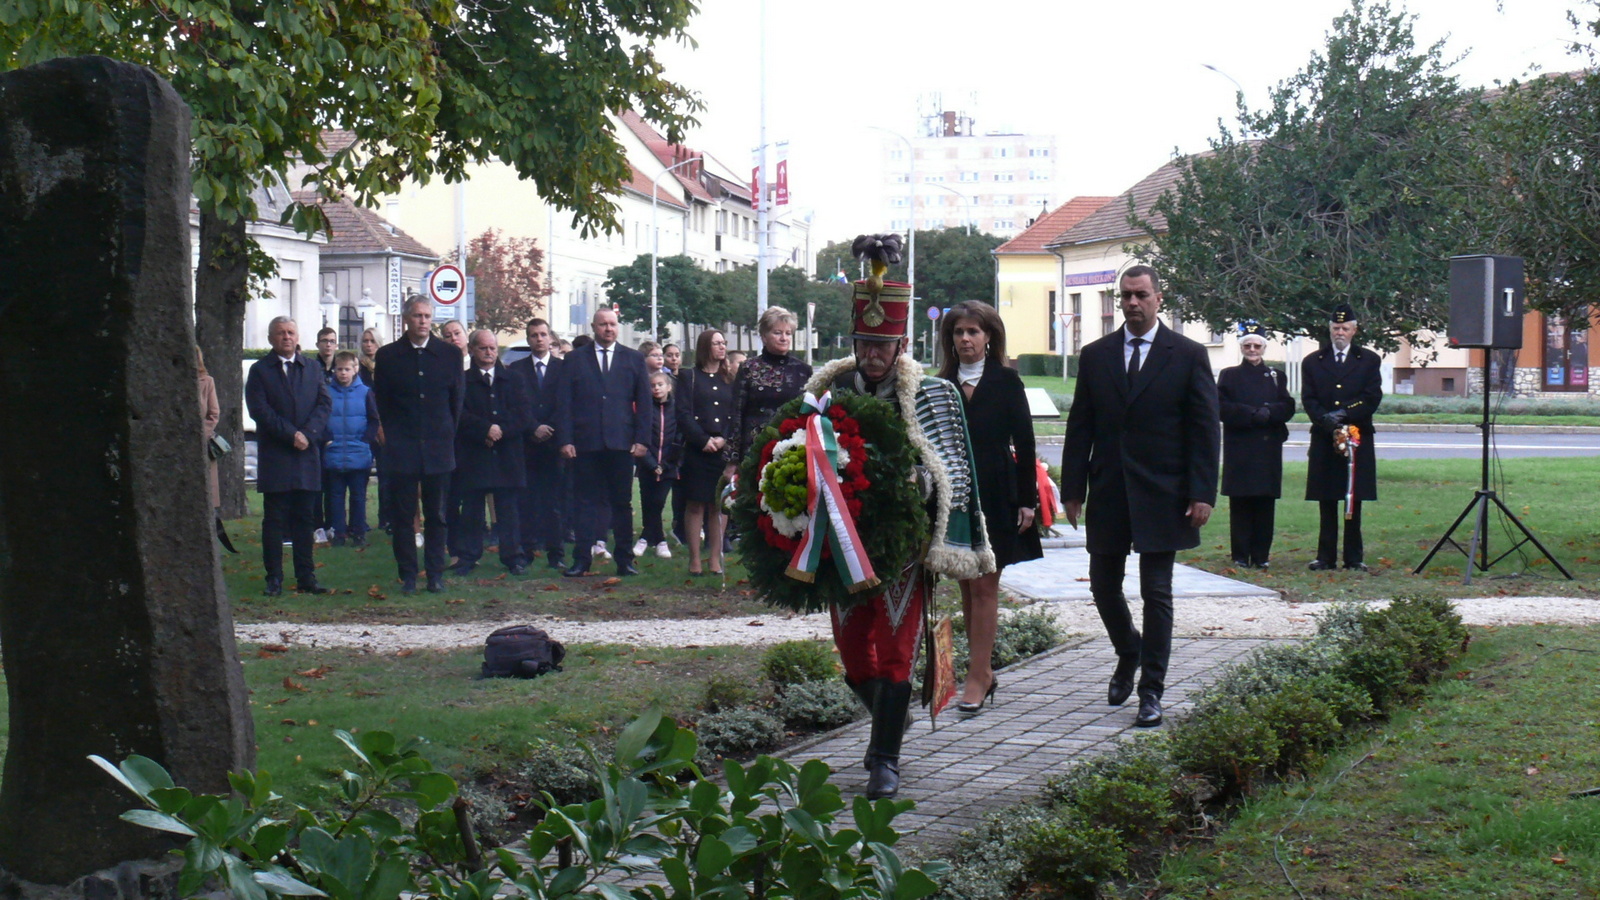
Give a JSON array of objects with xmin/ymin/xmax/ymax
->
[
  {"xmin": 806, "ymin": 300, "xmax": 816, "ymax": 365},
  {"xmin": 868, "ymin": 124, "xmax": 916, "ymax": 351},
  {"xmin": 651, "ymin": 157, "xmax": 699, "ymax": 341},
  {"xmin": 920, "ymin": 182, "xmax": 971, "ymax": 235}
]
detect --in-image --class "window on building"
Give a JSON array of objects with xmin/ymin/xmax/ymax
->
[
  {"xmin": 1100, "ymin": 290, "xmax": 1115, "ymax": 336},
  {"xmin": 891, "ymin": 173, "xmax": 909, "ymax": 184},
  {"xmin": 995, "ymin": 195, "xmax": 1013, "ymax": 206},
  {"xmin": 995, "ymin": 147, "xmax": 1012, "ymax": 158},
  {"xmin": 1545, "ymin": 315, "xmax": 1591, "ymax": 391},
  {"xmin": 891, "ymin": 197, "xmax": 908, "ymax": 207},
  {"xmin": 1028, "ymin": 147, "xmax": 1050, "ymax": 157},
  {"xmin": 1070, "ymin": 293, "xmax": 1082, "ymax": 353},
  {"xmin": 992, "ymin": 219, "xmax": 1013, "ymax": 230},
  {"xmin": 888, "ymin": 149, "xmax": 904, "ymax": 160},
  {"xmin": 926, "ymin": 173, "xmax": 945, "ymax": 183},
  {"xmin": 959, "ymin": 171, "xmax": 979, "ymax": 182},
  {"xmin": 892, "ymin": 218, "xmax": 909, "ymax": 230},
  {"xmin": 995, "ymin": 172, "xmax": 1015, "ymax": 182},
  {"xmin": 1030, "ymin": 170, "xmax": 1050, "ymax": 181}
]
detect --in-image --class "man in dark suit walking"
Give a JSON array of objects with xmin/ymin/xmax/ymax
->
[
  {"xmin": 1061, "ymin": 265, "xmax": 1221, "ymax": 728},
  {"xmin": 245, "ymin": 316, "xmax": 333, "ymax": 596},
  {"xmin": 452, "ymin": 329, "xmax": 528, "ymax": 576},
  {"xmin": 509, "ymin": 317, "xmax": 568, "ymax": 569},
  {"xmin": 1302, "ymin": 304, "xmax": 1382, "ymax": 571},
  {"xmin": 556, "ymin": 307, "xmax": 651, "ymax": 577},
  {"xmin": 374, "ymin": 297, "xmax": 465, "ymax": 593}
]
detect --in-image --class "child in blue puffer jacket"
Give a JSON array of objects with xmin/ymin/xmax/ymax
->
[{"xmin": 324, "ymin": 350, "xmax": 380, "ymax": 547}]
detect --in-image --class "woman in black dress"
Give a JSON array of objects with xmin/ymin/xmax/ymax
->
[
  {"xmin": 724, "ymin": 306, "xmax": 814, "ymax": 474},
  {"xmin": 938, "ymin": 301, "xmax": 1043, "ymax": 713},
  {"xmin": 676, "ymin": 328, "xmax": 734, "ymax": 575},
  {"xmin": 1217, "ymin": 325, "xmax": 1296, "ymax": 568}
]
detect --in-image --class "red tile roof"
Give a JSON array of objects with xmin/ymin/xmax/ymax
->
[
  {"xmin": 319, "ymin": 129, "xmax": 359, "ymax": 156},
  {"xmin": 1048, "ymin": 158, "xmax": 1188, "ymax": 248},
  {"xmin": 619, "ymin": 110, "xmax": 716, "ymax": 203},
  {"xmin": 291, "ymin": 191, "xmax": 439, "ymax": 258},
  {"xmin": 994, "ymin": 196, "xmax": 1115, "ymax": 255},
  {"xmin": 622, "ymin": 164, "xmax": 689, "ymax": 210}
]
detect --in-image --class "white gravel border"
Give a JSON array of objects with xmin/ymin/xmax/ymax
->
[{"xmin": 235, "ymin": 595, "xmax": 1600, "ymax": 652}]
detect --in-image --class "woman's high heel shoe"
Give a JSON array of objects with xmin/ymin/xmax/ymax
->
[{"xmin": 956, "ymin": 676, "xmax": 999, "ymax": 714}]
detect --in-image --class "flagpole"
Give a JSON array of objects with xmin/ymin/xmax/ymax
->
[{"xmin": 756, "ymin": 0, "xmax": 769, "ymax": 317}]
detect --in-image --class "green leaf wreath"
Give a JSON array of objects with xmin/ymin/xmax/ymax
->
[{"xmin": 731, "ymin": 392, "xmax": 928, "ymax": 613}]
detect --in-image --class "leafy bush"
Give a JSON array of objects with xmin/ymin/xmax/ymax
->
[
  {"xmin": 697, "ymin": 707, "xmax": 786, "ymax": 757},
  {"xmin": 1247, "ymin": 673, "xmax": 1375, "ymax": 773},
  {"xmin": 761, "ymin": 639, "xmax": 839, "ymax": 687},
  {"xmin": 1014, "ymin": 353, "xmax": 1065, "ymax": 377},
  {"xmin": 99, "ymin": 711, "xmax": 948, "ymax": 900},
  {"xmin": 778, "ymin": 679, "xmax": 866, "ymax": 731},
  {"xmin": 703, "ymin": 671, "xmax": 763, "ymax": 713},
  {"xmin": 1170, "ymin": 697, "xmax": 1283, "ymax": 795},
  {"xmin": 1046, "ymin": 737, "xmax": 1179, "ymax": 847},
  {"xmin": 519, "ymin": 737, "xmax": 598, "ymax": 807},
  {"xmin": 1016, "ymin": 811, "xmax": 1128, "ymax": 899},
  {"xmin": 993, "ymin": 607, "xmax": 1067, "ymax": 669},
  {"xmin": 938, "ymin": 806, "xmax": 1055, "ymax": 900}
]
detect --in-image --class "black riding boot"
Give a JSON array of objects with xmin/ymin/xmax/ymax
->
[
  {"xmin": 848, "ymin": 677, "xmax": 887, "ymax": 770},
  {"xmin": 865, "ymin": 681, "xmax": 913, "ymax": 800}
]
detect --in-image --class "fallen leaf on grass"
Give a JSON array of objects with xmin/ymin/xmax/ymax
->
[
  {"xmin": 283, "ymin": 736, "xmax": 294, "ymax": 743},
  {"xmin": 1243, "ymin": 617, "xmax": 1257, "ymax": 622},
  {"xmin": 446, "ymin": 598, "xmax": 465, "ymax": 605},
  {"xmin": 474, "ymin": 575, "xmax": 507, "ymax": 586},
  {"xmin": 1526, "ymin": 765, "xmax": 1541, "ymax": 776},
  {"xmin": 395, "ymin": 649, "xmax": 415, "ymax": 658},
  {"xmin": 307, "ymin": 719, "xmax": 318, "ymax": 726},
  {"xmin": 633, "ymin": 659, "xmax": 655, "ymax": 665},
  {"xmin": 602, "ymin": 577, "xmax": 623, "ymax": 586},
  {"xmin": 280, "ymin": 719, "xmax": 297, "ymax": 726},
  {"xmin": 1551, "ymin": 856, "xmax": 1567, "ymax": 865},
  {"xmin": 282, "ymin": 678, "xmax": 306, "ymax": 692},
  {"xmin": 368, "ymin": 585, "xmax": 385, "ymax": 599},
  {"xmin": 540, "ymin": 584, "xmax": 561, "ymax": 592},
  {"xmin": 296, "ymin": 666, "xmax": 333, "ymax": 678},
  {"xmin": 261, "ymin": 643, "xmax": 290, "ymax": 653},
  {"xmin": 747, "ymin": 620, "xmax": 765, "ymax": 627},
  {"xmin": 1288, "ymin": 617, "xmax": 1309, "ymax": 623}
]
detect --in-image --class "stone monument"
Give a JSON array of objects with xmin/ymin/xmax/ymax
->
[{"xmin": 0, "ymin": 57, "xmax": 255, "ymax": 888}]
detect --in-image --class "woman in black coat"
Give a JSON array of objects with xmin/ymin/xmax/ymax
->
[
  {"xmin": 938, "ymin": 301, "xmax": 1043, "ymax": 714},
  {"xmin": 1216, "ymin": 326, "xmax": 1296, "ymax": 568},
  {"xmin": 676, "ymin": 328, "xmax": 735, "ymax": 575}
]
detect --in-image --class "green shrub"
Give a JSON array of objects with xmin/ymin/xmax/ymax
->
[
  {"xmin": 519, "ymin": 737, "xmax": 599, "ymax": 807},
  {"xmin": 697, "ymin": 707, "xmax": 786, "ymax": 757},
  {"xmin": 97, "ymin": 711, "xmax": 949, "ymax": 900},
  {"xmin": 1170, "ymin": 696, "xmax": 1282, "ymax": 795},
  {"xmin": 993, "ymin": 607, "xmax": 1067, "ymax": 669},
  {"xmin": 777, "ymin": 679, "xmax": 865, "ymax": 731},
  {"xmin": 1046, "ymin": 737, "xmax": 1179, "ymax": 847},
  {"xmin": 761, "ymin": 639, "xmax": 839, "ymax": 687},
  {"xmin": 938, "ymin": 805, "xmax": 1055, "ymax": 900},
  {"xmin": 1014, "ymin": 353, "xmax": 1064, "ymax": 377},
  {"xmin": 1247, "ymin": 673, "xmax": 1375, "ymax": 773},
  {"xmin": 1016, "ymin": 810, "xmax": 1128, "ymax": 899},
  {"xmin": 1334, "ymin": 595, "xmax": 1467, "ymax": 713},
  {"xmin": 703, "ymin": 671, "xmax": 763, "ymax": 713}
]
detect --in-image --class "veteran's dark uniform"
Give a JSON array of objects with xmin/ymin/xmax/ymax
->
[
  {"xmin": 1217, "ymin": 360, "xmax": 1295, "ymax": 566},
  {"xmin": 1301, "ymin": 343, "xmax": 1382, "ymax": 567}
]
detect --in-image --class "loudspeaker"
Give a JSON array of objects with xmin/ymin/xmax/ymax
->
[{"xmin": 1448, "ymin": 254, "xmax": 1523, "ymax": 349}]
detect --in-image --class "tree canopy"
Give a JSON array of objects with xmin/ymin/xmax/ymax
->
[
  {"xmin": 604, "ymin": 254, "xmax": 714, "ymax": 339},
  {"xmin": 1138, "ymin": 0, "xmax": 1470, "ymax": 353},
  {"xmin": 450, "ymin": 229, "xmax": 552, "ymax": 336}
]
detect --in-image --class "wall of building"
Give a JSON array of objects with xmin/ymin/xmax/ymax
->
[
  {"xmin": 880, "ymin": 133, "xmax": 1061, "ymax": 238},
  {"xmin": 994, "ymin": 253, "xmax": 1058, "ymax": 356}
]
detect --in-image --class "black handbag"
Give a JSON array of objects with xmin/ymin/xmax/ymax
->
[{"xmin": 207, "ymin": 433, "xmax": 232, "ymax": 460}]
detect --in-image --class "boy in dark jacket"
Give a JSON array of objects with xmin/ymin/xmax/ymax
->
[
  {"xmin": 634, "ymin": 371, "xmax": 679, "ymax": 560},
  {"xmin": 324, "ymin": 350, "xmax": 379, "ymax": 547}
]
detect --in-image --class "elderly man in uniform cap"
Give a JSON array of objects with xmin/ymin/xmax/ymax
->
[
  {"xmin": 1302, "ymin": 303, "xmax": 1383, "ymax": 571},
  {"xmin": 803, "ymin": 233, "xmax": 995, "ymax": 800}
]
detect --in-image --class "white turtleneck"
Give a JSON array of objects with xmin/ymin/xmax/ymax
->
[{"xmin": 957, "ymin": 360, "xmax": 985, "ymax": 387}]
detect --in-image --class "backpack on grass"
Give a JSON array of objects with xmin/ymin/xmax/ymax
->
[{"xmin": 482, "ymin": 625, "xmax": 565, "ymax": 678}]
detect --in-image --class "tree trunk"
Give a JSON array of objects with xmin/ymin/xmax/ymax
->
[{"xmin": 194, "ymin": 212, "xmax": 251, "ymax": 519}]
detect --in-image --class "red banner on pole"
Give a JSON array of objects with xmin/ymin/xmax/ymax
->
[{"xmin": 775, "ymin": 159, "xmax": 789, "ymax": 206}]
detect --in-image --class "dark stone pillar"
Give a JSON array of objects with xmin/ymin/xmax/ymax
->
[{"xmin": 0, "ymin": 56, "xmax": 254, "ymax": 885}]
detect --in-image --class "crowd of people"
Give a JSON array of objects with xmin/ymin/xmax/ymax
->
[
  {"xmin": 227, "ymin": 250, "xmax": 1382, "ymax": 802},
  {"xmin": 238, "ymin": 297, "xmax": 814, "ymax": 595}
]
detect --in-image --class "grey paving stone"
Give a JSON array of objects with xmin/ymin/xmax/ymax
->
[{"xmin": 1001, "ymin": 546, "xmax": 1279, "ymax": 602}]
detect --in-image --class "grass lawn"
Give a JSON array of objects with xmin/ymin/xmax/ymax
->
[
  {"xmin": 0, "ymin": 640, "xmax": 768, "ymax": 806},
  {"xmin": 224, "ymin": 485, "xmax": 773, "ymax": 624},
  {"xmin": 1155, "ymin": 624, "xmax": 1600, "ymax": 898},
  {"xmin": 1184, "ymin": 457, "xmax": 1600, "ymax": 603}
]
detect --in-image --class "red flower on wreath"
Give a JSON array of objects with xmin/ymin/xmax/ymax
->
[{"xmin": 753, "ymin": 407, "xmax": 871, "ymax": 560}]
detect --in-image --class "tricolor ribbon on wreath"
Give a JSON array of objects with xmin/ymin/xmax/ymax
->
[{"xmin": 785, "ymin": 391, "xmax": 880, "ymax": 593}]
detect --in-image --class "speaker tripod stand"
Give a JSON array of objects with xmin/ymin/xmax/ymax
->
[{"xmin": 1414, "ymin": 361, "xmax": 1572, "ymax": 584}]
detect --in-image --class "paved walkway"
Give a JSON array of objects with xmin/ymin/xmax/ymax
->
[
  {"xmin": 1001, "ymin": 542, "xmax": 1280, "ymax": 603},
  {"xmin": 776, "ymin": 635, "xmax": 1277, "ymax": 851}
]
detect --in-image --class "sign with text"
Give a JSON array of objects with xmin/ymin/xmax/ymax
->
[
  {"xmin": 1064, "ymin": 270, "xmax": 1117, "ymax": 288},
  {"xmin": 387, "ymin": 256, "xmax": 403, "ymax": 315}
]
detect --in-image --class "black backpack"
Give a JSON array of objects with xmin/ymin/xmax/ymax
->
[{"xmin": 481, "ymin": 625, "xmax": 566, "ymax": 679}]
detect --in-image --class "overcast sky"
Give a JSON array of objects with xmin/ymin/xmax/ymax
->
[{"xmin": 655, "ymin": 0, "xmax": 1590, "ymax": 241}]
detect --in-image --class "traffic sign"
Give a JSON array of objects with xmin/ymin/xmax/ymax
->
[
  {"xmin": 427, "ymin": 264, "xmax": 466, "ymax": 305},
  {"xmin": 927, "ymin": 306, "xmax": 941, "ymax": 320}
]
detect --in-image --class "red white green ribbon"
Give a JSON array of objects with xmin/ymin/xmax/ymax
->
[{"xmin": 785, "ymin": 392, "xmax": 879, "ymax": 593}]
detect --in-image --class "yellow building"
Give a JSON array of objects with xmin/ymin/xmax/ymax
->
[{"xmin": 992, "ymin": 196, "xmax": 1111, "ymax": 356}]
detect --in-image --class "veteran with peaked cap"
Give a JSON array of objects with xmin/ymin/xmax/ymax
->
[
  {"xmin": 806, "ymin": 233, "xmax": 993, "ymax": 801},
  {"xmin": 1217, "ymin": 323, "xmax": 1296, "ymax": 568},
  {"xmin": 1302, "ymin": 303, "xmax": 1383, "ymax": 571}
]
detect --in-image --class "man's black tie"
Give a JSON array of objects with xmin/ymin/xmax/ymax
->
[
  {"xmin": 536, "ymin": 360, "xmax": 545, "ymax": 388},
  {"xmin": 1127, "ymin": 337, "xmax": 1145, "ymax": 386}
]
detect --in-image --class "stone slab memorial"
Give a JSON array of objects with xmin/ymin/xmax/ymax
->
[{"xmin": 0, "ymin": 56, "xmax": 254, "ymax": 888}]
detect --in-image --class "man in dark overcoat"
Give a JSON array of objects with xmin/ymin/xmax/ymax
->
[
  {"xmin": 556, "ymin": 308, "xmax": 651, "ymax": 577},
  {"xmin": 1302, "ymin": 303, "xmax": 1382, "ymax": 571},
  {"xmin": 245, "ymin": 316, "xmax": 333, "ymax": 596},
  {"xmin": 1217, "ymin": 323, "xmax": 1296, "ymax": 568},
  {"xmin": 374, "ymin": 297, "xmax": 465, "ymax": 593},
  {"xmin": 508, "ymin": 317, "xmax": 568, "ymax": 569},
  {"xmin": 452, "ymin": 330, "xmax": 527, "ymax": 576},
  {"xmin": 1061, "ymin": 265, "xmax": 1220, "ymax": 728}
]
